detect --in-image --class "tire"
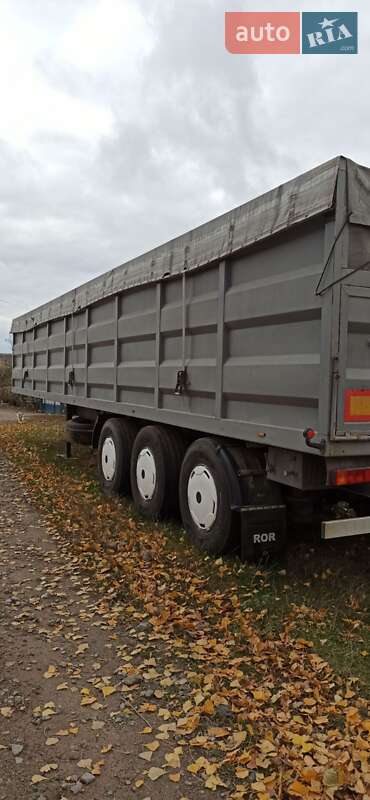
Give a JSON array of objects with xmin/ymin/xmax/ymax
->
[
  {"xmin": 97, "ymin": 417, "xmax": 138, "ymax": 497},
  {"xmin": 130, "ymin": 425, "xmax": 185, "ymax": 519},
  {"xmin": 179, "ymin": 438, "xmax": 235, "ymax": 555}
]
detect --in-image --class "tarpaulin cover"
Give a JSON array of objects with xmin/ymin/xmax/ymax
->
[{"xmin": 11, "ymin": 155, "xmax": 370, "ymax": 333}]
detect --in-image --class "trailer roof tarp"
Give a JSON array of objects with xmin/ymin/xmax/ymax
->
[{"xmin": 11, "ymin": 155, "xmax": 370, "ymax": 333}]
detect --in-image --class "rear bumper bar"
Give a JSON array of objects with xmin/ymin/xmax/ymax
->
[{"xmin": 322, "ymin": 515, "xmax": 370, "ymax": 540}]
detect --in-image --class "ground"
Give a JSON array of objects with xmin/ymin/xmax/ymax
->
[
  {"xmin": 0, "ymin": 451, "xmax": 209, "ymax": 800},
  {"xmin": 0, "ymin": 407, "xmax": 369, "ymax": 800}
]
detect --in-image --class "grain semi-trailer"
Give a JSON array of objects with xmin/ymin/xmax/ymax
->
[{"xmin": 11, "ymin": 156, "xmax": 370, "ymax": 557}]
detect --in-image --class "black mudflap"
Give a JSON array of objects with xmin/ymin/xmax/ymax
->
[{"xmin": 240, "ymin": 503, "xmax": 287, "ymax": 560}]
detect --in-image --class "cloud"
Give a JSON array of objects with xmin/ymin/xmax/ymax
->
[{"xmin": 0, "ymin": 0, "xmax": 369, "ymax": 352}]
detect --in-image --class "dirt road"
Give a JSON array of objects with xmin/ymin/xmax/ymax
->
[{"xmin": 0, "ymin": 453, "xmax": 210, "ymax": 800}]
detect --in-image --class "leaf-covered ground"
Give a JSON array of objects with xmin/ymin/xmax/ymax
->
[{"xmin": 0, "ymin": 416, "xmax": 369, "ymax": 800}]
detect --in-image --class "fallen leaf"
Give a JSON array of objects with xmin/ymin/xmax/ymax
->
[
  {"xmin": 0, "ymin": 707, "xmax": 13, "ymax": 718},
  {"xmin": 78, "ymin": 758, "xmax": 92, "ymax": 769},
  {"xmin": 148, "ymin": 766, "xmax": 166, "ymax": 781},
  {"xmin": 205, "ymin": 774, "xmax": 227, "ymax": 790},
  {"xmin": 287, "ymin": 780, "xmax": 308, "ymax": 797},
  {"xmin": 44, "ymin": 665, "xmax": 58, "ymax": 679},
  {"xmin": 76, "ymin": 643, "xmax": 89, "ymax": 655},
  {"xmin": 145, "ymin": 741, "xmax": 160, "ymax": 752},
  {"xmin": 81, "ymin": 696, "xmax": 97, "ymax": 706},
  {"xmin": 40, "ymin": 763, "xmax": 58, "ymax": 774},
  {"xmin": 31, "ymin": 775, "xmax": 46, "ymax": 784},
  {"xmin": 165, "ymin": 752, "xmax": 181, "ymax": 769},
  {"xmin": 139, "ymin": 751, "xmax": 152, "ymax": 762},
  {"xmin": 45, "ymin": 737, "xmax": 59, "ymax": 746},
  {"xmin": 101, "ymin": 685, "xmax": 116, "ymax": 698},
  {"xmin": 291, "ymin": 734, "xmax": 314, "ymax": 754}
]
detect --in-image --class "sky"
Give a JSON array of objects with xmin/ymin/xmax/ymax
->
[{"xmin": 0, "ymin": 0, "xmax": 369, "ymax": 350}]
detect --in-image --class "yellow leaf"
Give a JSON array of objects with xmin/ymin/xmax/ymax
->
[
  {"xmin": 101, "ymin": 685, "xmax": 116, "ymax": 698},
  {"xmin": 303, "ymin": 697, "xmax": 316, "ymax": 707},
  {"xmin": 76, "ymin": 643, "xmax": 89, "ymax": 655},
  {"xmin": 291, "ymin": 734, "xmax": 314, "ymax": 754},
  {"xmin": 165, "ymin": 752, "xmax": 181, "ymax": 769},
  {"xmin": 0, "ymin": 707, "xmax": 13, "ymax": 718},
  {"xmin": 44, "ymin": 665, "xmax": 58, "ymax": 679},
  {"xmin": 139, "ymin": 751, "xmax": 152, "ymax": 761},
  {"xmin": 45, "ymin": 737, "xmax": 59, "ymax": 746},
  {"xmin": 259, "ymin": 739, "xmax": 276, "ymax": 754},
  {"xmin": 81, "ymin": 696, "xmax": 96, "ymax": 706},
  {"xmin": 228, "ymin": 731, "xmax": 246, "ymax": 749},
  {"xmin": 205, "ymin": 774, "xmax": 227, "ymax": 790},
  {"xmin": 140, "ymin": 703, "xmax": 157, "ymax": 713},
  {"xmin": 207, "ymin": 727, "xmax": 229, "ymax": 738},
  {"xmin": 287, "ymin": 780, "xmax": 308, "ymax": 797},
  {"xmin": 203, "ymin": 699, "xmax": 215, "ymax": 715},
  {"xmin": 145, "ymin": 741, "xmax": 160, "ymax": 753},
  {"xmin": 40, "ymin": 764, "xmax": 58, "ymax": 774},
  {"xmin": 101, "ymin": 744, "xmax": 112, "ymax": 754},
  {"xmin": 135, "ymin": 779, "xmax": 144, "ymax": 788},
  {"xmin": 91, "ymin": 759, "xmax": 104, "ymax": 776},
  {"xmin": 148, "ymin": 766, "xmax": 166, "ymax": 781},
  {"xmin": 252, "ymin": 689, "xmax": 270, "ymax": 702},
  {"xmin": 56, "ymin": 683, "xmax": 68, "ymax": 691},
  {"xmin": 169, "ymin": 773, "xmax": 181, "ymax": 782},
  {"xmin": 41, "ymin": 707, "xmax": 56, "ymax": 719},
  {"xmin": 187, "ymin": 757, "xmax": 207, "ymax": 774},
  {"xmin": 158, "ymin": 708, "xmax": 171, "ymax": 720},
  {"xmin": 78, "ymin": 758, "xmax": 92, "ymax": 769},
  {"xmin": 236, "ymin": 768, "xmax": 249, "ymax": 779},
  {"xmin": 31, "ymin": 775, "xmax": 46, "ymax": 784}
]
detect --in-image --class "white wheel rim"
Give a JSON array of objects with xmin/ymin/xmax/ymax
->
[
  {"xmin": 136, "ymin": 448, "xmax": 156, "ymax": 501},
  {"xmin": 187, "ymin": 464, "xmax": 218, "ymax": 531},
  {"xmin": 101, "ymin": 436, "xmax": 116, "ymax": 481}
]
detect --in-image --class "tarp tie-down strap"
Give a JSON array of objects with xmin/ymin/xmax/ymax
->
[
  {"xmin": 315, "ymin": 212, "xmax": 352, "ymax": 296},
  {"xmin": 316, "ymin": 256, "xmax": 370, "ymax": 296}
]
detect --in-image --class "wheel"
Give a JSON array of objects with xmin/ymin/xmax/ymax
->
[
  {"xmin": 130, "ymin": 425, "xmax": 185, "ymax": 519},
  {"xmin": 179, "ymin": 438, "xmax": 235, "ymax": 555},
  {"xmin": 97, "ymin": 417, "xmax": 138, "ymax": 497}
]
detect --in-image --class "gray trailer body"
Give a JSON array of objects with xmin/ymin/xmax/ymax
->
[{"xmin": 11, "ymin": 156, "xmax": 370, "ymax": 469}]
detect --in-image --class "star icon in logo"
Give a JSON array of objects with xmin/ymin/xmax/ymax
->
[{"xmin": 319, "ymin": 17, "xmax": 339, "ymax": 29}]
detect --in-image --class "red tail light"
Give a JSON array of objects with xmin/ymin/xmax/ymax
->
[{"xmin": 331, "ymin": 467, "xmax": 370, "ymax": 486}]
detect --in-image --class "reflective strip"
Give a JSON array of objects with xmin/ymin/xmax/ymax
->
[
  {"xmin": 344, "ymin": 389, "xmax": 370, "ymax": 422},
  {"xmin": 322, "ymin": 515, "xmax": 370, "ymax": 539}
]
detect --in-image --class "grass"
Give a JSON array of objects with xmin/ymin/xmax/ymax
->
[{"xmin": 2, "ymin": 415, "xmax": 370, "ymax": 695}]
